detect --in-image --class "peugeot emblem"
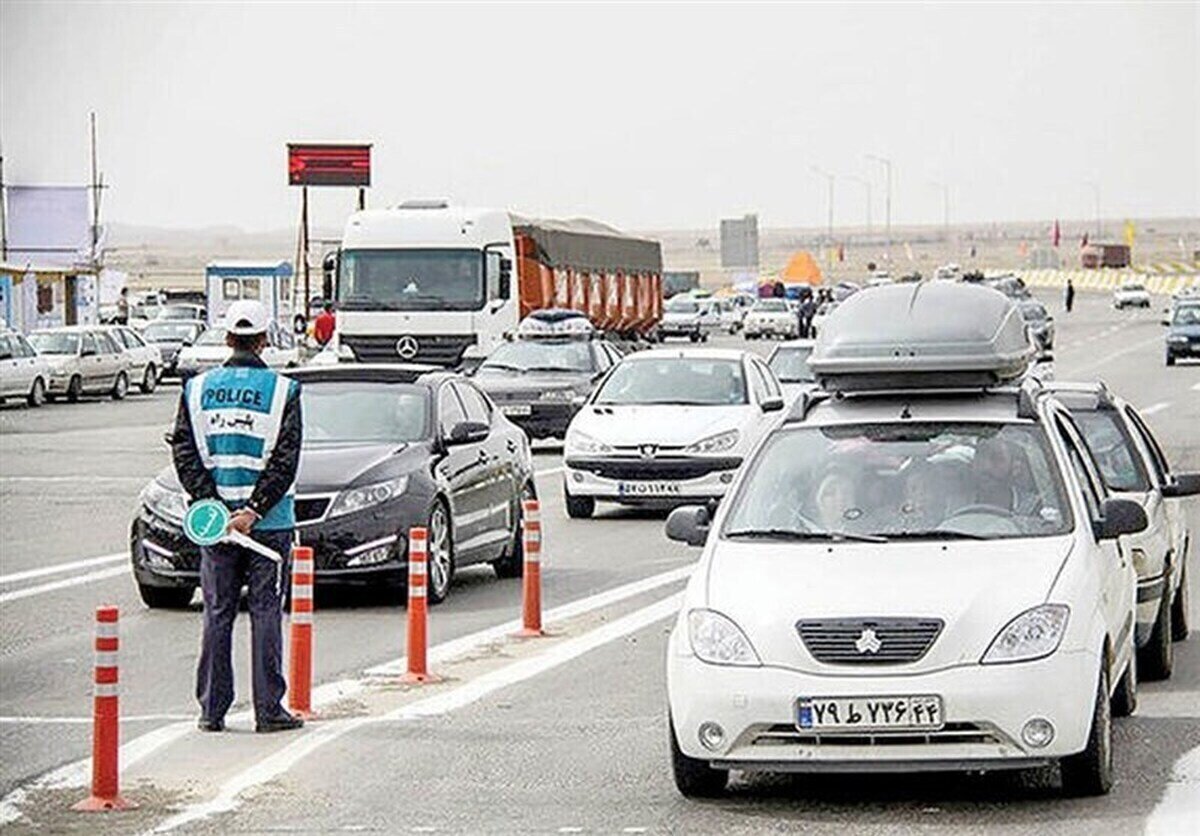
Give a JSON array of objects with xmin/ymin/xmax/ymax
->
[
  {"xmin": 854, "ymin": 628, "xmax": 882, "ymax": 655},
  {"xmin": 395, "ymin": 336, "xmax": 419, "ymax": 360},
  {"xmin": 639, "ymin": 444, "xmax": 659, "ymax": 459}
]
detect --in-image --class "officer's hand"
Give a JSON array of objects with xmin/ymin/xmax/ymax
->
[{"xmin": 227, "ymin": 509, "xmax": 257, "ymax": 535}]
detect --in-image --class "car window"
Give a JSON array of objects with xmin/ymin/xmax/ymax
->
[
  {"xmin": 454, "ymin": 382, "xmax": 492, "ymax": 424},
  {"xmin": 753, "ymin": 359, "xmax": 782, "ymax": 400},
  {"xmin": 768, "ymin": 346, "xmax": 815, "ymax": 383},
  {"xmin": 95, "ymin": 332, "xmax": 121, "ymax": 354},
  {"xmin": 1123, "ymin": 407, "xmax": 1170, "ymax": 486},
  {"xmin": 592, "ymin": 344, "xmax": 612, "ymax": 372},
  {"xmin": 1055, "ymin": 416, "xmax": 1105, "ymax": 526},
  {"xmin": 0, "ymin": 335, "xmax": 12, "ymax": 358},
  {"xmin": 81, "ymin": 333, "xmax": 97, "ymax": 355},
  {"xmin": 594, "ymin": 357, "xmax": 748, "ymax": 406},
  {"xmin": 15, "ymin": 335, "xmax": 35, "ymax": 358},
  {"xmin": 120, "ymin": 329, "xmax": 145, "ymax": 349},
  {"xmin": 301, "ymin": 382, "xmax": 430, "ymax": 444},
  {"xmin": 745, "ymin": 361, "xmax": 769, "ymax": 403},
  {"xmin": 1069, "ymin": 408, "xmax": 1151, "ymax": 493},
  {"xmin": 438, "ymin": 384, "xmax": 467, "ymax": 435}
]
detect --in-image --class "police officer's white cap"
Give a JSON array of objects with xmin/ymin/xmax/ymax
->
[{"xmin": 225, "ymin": 300, "xmax": 270, "ymax": 335}]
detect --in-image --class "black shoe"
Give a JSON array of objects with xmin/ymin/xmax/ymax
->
[
  {"xmin": 197, "ymin": 718, "xmax": 225, "ymax": 732},
  {"xmin": 255, "ymin": 712, "xmax": 304, "ymax": 733}
]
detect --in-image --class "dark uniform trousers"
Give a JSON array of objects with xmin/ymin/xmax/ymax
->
[{"xmin": 196, "ymin": 529, "xmax": 293, "ymax": 723}]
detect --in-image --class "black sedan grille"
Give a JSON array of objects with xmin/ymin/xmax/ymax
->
[
  {"xmin": 342, "ymin": 334, "xmax": 476, "ymax": 367},
  {"xmin": 567, "ymin": 457, "xmax": 741, "ymax": 481},
  {"xmin": 797, "ymin": 618, "xmax": 944, "ymax": 665}
]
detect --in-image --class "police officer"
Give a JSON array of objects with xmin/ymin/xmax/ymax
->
[{"xmin": 171, "ymin": 300, "xmax": 304, "ymax": 734}]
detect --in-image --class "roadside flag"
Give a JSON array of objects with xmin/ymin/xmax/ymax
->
[
  {"xmin": 904, "ymin": 242, "xmax": 915, "ymax": 262},
  {"xmin": 1081, "ymin": 231, "xmax": 1089, "ymax": 248},
  {"xmin": 1052, "ymin": 220, "xmax": 1061, "ymax": 248},
  {"xmin": 1124, "ymin": 220, "xmax": 1135, "ymax": 249}
]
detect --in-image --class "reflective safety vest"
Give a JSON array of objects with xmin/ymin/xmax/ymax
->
[{"xmin": 185, "ymin": 365, "xmax": 298, "ymax": 530}]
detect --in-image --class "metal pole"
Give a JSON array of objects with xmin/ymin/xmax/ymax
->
[
  {"xmin": 867, "ymin": 155, "xmax": 893, "ymax": 261},
  {"xmin": 809, "ymin": 166, "xmax": 835, "ymax": 246},
  {"xmin": 357, "ymin": 187, "xmax": 365, "ymax": 211},
  {"xmin": 848, "ymin": 175, "xmax": 871, "ymax": 236},
  {"xmin": 0, "ymin": 152, "xmax": 7, "ymax": 260},
  {"xmin": 90, "ymin": 113, "xmax": 100, "ymax": 268},
  {"xmin": 1084, "ymin": 182, "xmax": 1101, "ymax": 238},
  {"xmin": 929, "ymin": 181, "xmax": 949, "ymax": 242},
  {"xmin": 301, "ymin": 186, "xmax": 310, "ymax": 313}
]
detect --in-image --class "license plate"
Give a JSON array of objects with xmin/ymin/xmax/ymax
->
[
  {"xmin": 501, "ymin": 404, "xmax": 532, "ymax": 416},
  {"xmin": 617, "ymin": 481, "xmax": 682, "ymax": 497},
  {"xmin": 796, "ymin": 695, "xmax": 943, "ymax": 732}
]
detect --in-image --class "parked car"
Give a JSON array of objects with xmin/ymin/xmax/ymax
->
[
  {"xmin": 1164, "ymin": 301, "xmax": 1200, "ymax": 366},
  {"xmin": 743, "ymin": 299, "xmax": 799, "ymax": 340},
  {"xmin": 1020, "ymin": 300, "xmax": 1056, "ymax": 353},
  {"xmin": 0, "ymin": 329, "xmax": 51, "ymax": 407},
  {"xmin": 1113, "ymin": 283, "xmax": 1151, "ymax": 310},
  {"xmin": 103, "ymin": 325, "xmax": 164, "ymax": 394},
  {"xmin": 765, "ymin": 339, "xmax": 817, "ymax": 403},
  {"xmin": 131, "ymin": 364, "xmax": 536, "ymax": 607},
  {"xmin": 28, "ymin": 326, "xmax": 133, "ymax": 401},
  {"xmin": 659, "ymin": 296, "xmax": 721, "ymax": 342},
  {"xmin": 141, "ymin": 320, "xmax": 205, "ymax": 379},
  {"xmin": 176, "ymin": 320, "xmax": 298, "ymax": 381},
  {"xmin": 156, "ymin": 303, "xmax": 206, "ymax": 322},
  {"xmin": 701, "ymin": 297, "xmax": 744, "ymax": 335}
]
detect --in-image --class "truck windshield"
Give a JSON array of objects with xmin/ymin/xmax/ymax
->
[{"xmin": 338, "ymin": 249, "xmax": 484, "ymax": 312}]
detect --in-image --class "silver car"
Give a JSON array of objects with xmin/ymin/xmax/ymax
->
[
  {"xmin": 0, "ymin": 329, "xmax": 52, "ymax": 407},
  {"xmin": 28, "ymin": 326, "xmax": 134, "ymax": 402}
]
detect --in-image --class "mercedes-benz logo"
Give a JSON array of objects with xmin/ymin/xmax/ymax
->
[
  {"xmin": 395, "ymin": 336, "xmax": 419, "ymax": 360},
  {"xmin": 854, "ymin": 628, "xmax": 882, "ymax": 655}
]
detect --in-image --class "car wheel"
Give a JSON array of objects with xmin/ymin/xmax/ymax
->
[
  {"xmin": 27, "ymin": 377, "xmax": 46, "ymax": 407},
  {"xmin": 425, "ymin": 500, "xmax": 455, "ymax": 605},
  {"xmin": 66, "ymin": 375, "xmax": 83, "ymax": 403},
  {"xmin": 111, "ymin": 372, "xmax": 129, "ymax": 401},
  {"xmin": 1060, "ymin": 665, "xmax": 1113, "ymax": 796},
  {"xmin": 493, "ymin": 481, "xmax": 535, "ymax": 579},
  {"xmin": 689, "ymin": 332, "xmax": 700, "ymax": 343},
  {"xmin": 1171, "ymin": 560, "xmax": 1190, "ymax": 641},
  {"xmin": 137, "ymin": 583, "xmax": 195, "ymax": 609},
  {"xmin": 669, "ymin": 715, "xmax": 728, "ymax": 798},
  {"xmin": 141, "ymin": 364, "xmax": 157, "ymax": 394},
  {"xmin": 1110, "ymin": 651, "xmax": 1137, "ymax": 717},
  {"xmin": 1165, "ymin": 352, "xmax": 1176, "ymax": 366},
  {"xmin": 564, "ymin": 483, "xmax": 594, "ymax": 519},
  {"xmin": 1139, "ymin": 585, "xmax": 1174, "ymax": 681}
]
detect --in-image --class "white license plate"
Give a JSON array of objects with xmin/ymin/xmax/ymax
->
[
  {"xmin": 501, "ymin": 404, "xmax": 532, "ymax": 416},
  {"xmin": 796, "ymin": 695, "xmax": 943, "ymax": 732},
  {"xmin": 617, "ymin": 481, "xmax": 682, "ymax": 497}
]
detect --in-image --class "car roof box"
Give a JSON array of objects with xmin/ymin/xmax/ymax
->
[{"xmin": 808, "ymin": 282, "xmax": 1034, "ymax": 392}]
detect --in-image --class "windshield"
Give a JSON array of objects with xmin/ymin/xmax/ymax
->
[
  {"xmin": 143, "ymin": 322, "xmax": 202, "ymax": 342},
  {"xmin": 768, "ymin": 346, "xmax": 814, "ymax": 382},
  {"xmin": 723, "ymin": 422, "xmax": 1073, "ymax": 540},
  {"xmin": 29, "ymin": 332, "xmax": 79, "ymax": 355},
  {"xmin": 594, "ymin": 357, "xmax": 746, "ymax": 406},
  {"xmin": 1069, "ymin": 409, "xmax": 1150, "ymax": 493},
  {"xmin": 479, "ymin": 340, "xmax": 594, "ymax": 373},
  {"xmin": 338, "ymin": 249, "xmax": 484, "ymax": 312},
  {"xmin": 755, "ymin": 300, "xmax": 787, "ymax": 312},
  {"xmin": 1173, "ymin": 305, "xmax": 1200, "ymax": 327},
  {"xmin": 302, "ymin": 382, "xmax": 429, "ymax": 445},
  {"xmin": 158, "ymin": 306, "xmax": 201, "ymax": 320},
  {"xmin": 665, "ymin": 298, "xmax": 698, "ymax": 314}
]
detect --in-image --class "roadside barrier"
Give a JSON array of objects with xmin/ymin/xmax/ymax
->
[
  {"xmin": 73, "ymin": 606, "xmax": 136, "ymax": 812},
  {"xmin": 403, "ymin": 527, "xmax": 438, "ymax": 683},
  {"xmin": 517, "ymin": 499, "xmax": 544, "ymax": 637},
  {"xmin": 288, "ymin": 546, "xmax": 314, "ymax": 717}
]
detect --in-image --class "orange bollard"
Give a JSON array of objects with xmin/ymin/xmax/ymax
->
[
  {"xmin": 516, "ymin": 499, "xmax": 544, "ymax": 637},
  {"xmin": 288, "ymin": 546, "xmax": 314, "ymax": 718},
  {"xmin": 402, "ymin": 527, "xmax": 438, "ymax": 683},
  {"xmin": 73, "ymin": 606, "xmax": 136, "ymax": 812}
]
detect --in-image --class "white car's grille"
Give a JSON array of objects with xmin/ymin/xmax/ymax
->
[
  {"xmin": 797, "ymin": 618, "xmax": 943, "ymax": 665},
  {"xmin": 751, "ymin": 722, "xmax": 1003, "ymax": 747}
]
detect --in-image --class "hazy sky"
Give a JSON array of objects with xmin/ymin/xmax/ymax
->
[{"xmin": 2, "ymin": 1, "xmax": 1197, "ymax": 234}]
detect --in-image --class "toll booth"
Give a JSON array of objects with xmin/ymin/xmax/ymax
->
[{"xmin": 204, "ymin": 260, "xmax": 293, "ymax": 327}]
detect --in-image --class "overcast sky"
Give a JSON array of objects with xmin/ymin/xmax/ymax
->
[{"xmin": 2, "ymin": 1, "xmax": 1196, "ymax": 234}]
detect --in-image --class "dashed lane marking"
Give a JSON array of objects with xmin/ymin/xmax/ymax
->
[
  {"xmin": 0, "ymin": 566, "xmax": 130, "ymax": 604},
  {"xmin": 0, "ymin": 552, "xmax": 125, "ymax": 586}
]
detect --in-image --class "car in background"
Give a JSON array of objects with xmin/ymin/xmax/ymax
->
[
  {"xmin": 29, "ymin": 326, "xmax": 133, "ymax": 402},
  {"xmin": 131, "ymin": 365, "xmax": 536, "ymax": 607},
  {"xmin": 1164, "ymin": 302, "xmax": 1200, "ymax": 366},
  {"xmin": 562, "ymin": 348, "xmax": 785, "ymax": 518},
  {"xmin": 1047, "ymin": 381, "xmax": 1198, "ymax": 680},
  {"xmin": 176, "ymin": 320, "xmax": 299, "ymax": 382},
  {"xmin": 701, "ymin": 297, "xmax": 744, "ymax": 335},
  {"xmin": 659, "ymin": 296, "xmax": 720, "ymax": 343},
  {"xmin": 766, "ymin": 339, "xmax": 816, "ymax": 403},
  {"xmin": 141, "ymin": 320, "xmax": 205, "ymax": 379},
  {"xmin": 1020, "ymin": 300, "xmax": 1055, "ymax": 352},
  {"xmin": 1113, "ymin": 283, "xmax": 1151, "ymax": 310},
  {"xmin": 103, "ymin": 325, "xmax": 164, "ymax": 394},
  {"xmin": 743, "ymin": 298, "xmax": 798, "ymax": 340},
  {"xmin": 987, "ymin": 274, "xmax": 1032, "ymax": 300},
  {"xmin": 809, "ymin": 300, "xmax": 839, "ymax": 337},
  {"xmin": 156, "ymin": 303, "xmax": 206, "ymax": 322},
  {"xmin": 0, "ymin": 329, "xmax": 51, "ymax": 407}
]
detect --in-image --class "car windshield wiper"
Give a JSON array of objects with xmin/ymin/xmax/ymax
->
[
  {"xmin": 526, "ymin": 365, "xmax": 585, "ymax": 373},
  {"xmin": 481, "ymin": 362, "xmax": 523, "ymax": 372},
  {"xmin": 724, "ymin": 528, "xmax": 888, "ymax": 543},
  {"xmin": 885, "ymin": 529, "xmax": 990, "ymax": 541}
]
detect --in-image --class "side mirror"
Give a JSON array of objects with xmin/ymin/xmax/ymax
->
[
  {"xmin": 293, "ymin": 314, "xmax": 308, "ymax": 335},
  {"xmin": 322, "ymin": 252, "xmax": 338, "ymax": 301},
  {"xmin": 1162, "ymin": 472, "xmax": 1200, "ymax": 498},
  {"xmin": 446, "ymin": 420, "xmax": 490, "ymax": 446},
  {"xmin": 761, "ymin": 396, "xmax": 785, "ymax": 413},
  {"xmin": 666, "ymin": 505, "xmax": 711, "ymax": 547},
  {"xmin": 1095, "ymin": 497, "xmax": 1148, "ymax": 540}
]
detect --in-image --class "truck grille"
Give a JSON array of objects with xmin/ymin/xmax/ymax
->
[
  {"xmin": 796, "ymin": 618, "xmax": 943, "ymax": 665},
  {"xmin": 342, "ymin": 334, "xmax": 476, "ymax": 367}
]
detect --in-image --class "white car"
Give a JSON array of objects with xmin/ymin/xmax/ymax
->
[
  {"xmin": 562, "ymin": 348, "xmax": 785, "ymax": 518},
  {"xmin": 809, "ymin": 300, "xmax": 839, "ymax": 337},
  {"xmin": 766, "ymin": 339, "xmax": 816, "ymax": 404},
  {"xmin": 1048, "ymin": 381, "xmax": 1198, "ymax": 680},
  {"xmin": 1113, "ymin": 283, "xmax": 1151, "ymax": 309},
  {"xmin": 0, "ymin": 329, "xmax": 52, "ymax": 407},
  {"xmin": 103, "ymin": 325, "xmax": 164, "ymax": 394},
  {"xmin": 659, "ymin": 296, "xmax": 721, "ymax": 342},
  {"xmin": 701, "ymin": 298, "xmax": 744, "ymax": 335},
  {"xmin": 664, "ymin": 283, "xmax": 1142, "ymax": 798},
  {"xmin": 29, "ymin": 326, "xmax": 134, "ymax": 401},
  {"xmin": 743, "ymin": 299, "xmax": 799, "ymax": 340},
  {"xmin": 176, "ymin": 321, "xmax": 299, "ymax": 381}
]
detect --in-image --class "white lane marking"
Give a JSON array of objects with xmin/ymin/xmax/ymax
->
[
  {"xmin": 0, "ymin": 714, "xmax": 193, "ymax": 725},
  {"xmin": 1192, "ymin": 382, "xmax": 1200, "ymax": 392},
  {"xmin": 0, "ymin": 566, "xmax": 130, "ymax": 604},
  {"xmin": 0, "ymin": 552, "xmax": 126, "ymax": 586},
  {"xmin": 151, "ymin": 593, "xmax": 682, "ymax": 833},
  {"xmin": 1070, "ymin": 332, "xmax": 1167, "ymax": 377},
  {"xmin": 0, "ymin": 475, "xmax": 150, "ymax": 484},
  {"xmin": 1145, "ymin": 744, "xmax": 1200, "ymax": 836},
  {"xmin": 535, "ymin": 466, "xmax": 563, "ymax": 477},
  {"xmin": 1141, "ymin": 401, "xmax": 1172, "ymax": 416}
]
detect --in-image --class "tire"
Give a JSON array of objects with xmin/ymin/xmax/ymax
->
[
  {"xmin": 1139, "ymin": 585, "xmax": 1174, "ymax": 680},
  {"xmin": 66, "ymin": 375, "xmax": 82, "ymax": 403},
  {"xmin": 111, "ymin": 372, "xmax": 129, "ymax": 401},
  {"xmin": 425, "ymin": 500, "xmax": 455, "ymax": 605},
  {"xmin": 700, "ymin": 333, "xmax": 709, "ymax": 343},
  {"xmin": 137, "ymin": 583, "xmax": 195, "ymax": 609},
  {"xmin": 689, "ymin": 332, "xmax": 700, "ymax": 343},
  {"xmin": 492, "ymin": 481, "xmax": 535, "ymax": 579},
  {"xmin": 1166, "ymin": 352, "xmax": 1176, "ymax": 367},
  {"xmin": 140, "ymin": 364, "xmax": 157, "ymax": 394},
  {"xmin": 669, "ymin": 715, "xmax": 728, "ymax": 798},
  {"xmin": 564, "ymin": 485, "xmax": 594, "ymax": 519},
  {"xmin": 1171, "ymin": 560, "xmax": 1190, "ymax": 641},
  {"xmin": 1111, "ymin": 650, "xmax": 1137, "ymax": 718},
  {"xmin": 1060, "ymin": 665, "xmax": 1113, "ymax": 797},
  {"xmin": 27, "ymin": 377, "xmax": 46, "ymax": 408}
]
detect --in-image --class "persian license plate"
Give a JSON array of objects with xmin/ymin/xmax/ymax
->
[
  {"xmin": 501, "ymin": 404, "xmax": 532, "ymax": 416},
  {"xmin": 617, "ymin": 481, "xmax": 682, "ymax": 497},
  {"xmin": 796, "ymin": 695, "xmax": 943, "ymax": 732}
]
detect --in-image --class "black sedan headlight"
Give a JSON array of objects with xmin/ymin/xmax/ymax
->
[{"xmin": 328, "ymin": 476, "xmax": 409, "ymax": 519}]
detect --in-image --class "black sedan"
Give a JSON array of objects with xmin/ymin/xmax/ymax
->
[{"xmin": 130, "ymin": 364, "xmax": 536, "ymax": 607}]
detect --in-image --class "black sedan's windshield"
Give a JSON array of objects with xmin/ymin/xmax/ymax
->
[
  {"xmin": 595, "ymin": 358, "xmax": 747, "ymax": 406},
  {"xmin": 338, "ymin": 249, "xmax": 484, "ymax": 312},
  {"xmin": 302, "ymin": 382, "xmax": 430, "ymax": 445},
  {"xmin": 479, "ymin": 340, "xmax": 595, "ymax": 373}
]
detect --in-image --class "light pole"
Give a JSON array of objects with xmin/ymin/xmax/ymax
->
[
  {"xmin": 848, "ymin": 174, "xmax": 872, "ymax": 236},
  {"xmin": 929, "ymin": 181, "xmax": 949, "ymax": 242},
  {"xmin": 810, "ymin": 166, "xmax": 835, "ymax": 246},
  {"xmin": 866, "ymin": 154, "xmax": 893, "ymax": 260},
  {"xmin": 1084, "ymin": 181, "xmax": 1101, "ymax": 238}
]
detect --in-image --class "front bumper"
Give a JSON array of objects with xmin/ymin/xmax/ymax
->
[
  {"xmin": 496, "ymin": 402, "xmax": 579, "ymax": 439},
  {"xmin": 564, "ymin": 456, "xmax": 741, "ymax": 503},
  {"xmin": 1166, "ymin": 338, "xmax": 1200, "ymax": 358},
  {"xmin": 667, "ymin": 640, "xmax": 1100, "ymax": 771}
]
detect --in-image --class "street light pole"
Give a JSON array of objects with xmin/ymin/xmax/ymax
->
[
  {"xmin": 810, "ymin": 165, "xmax": 835, "ymax": 245},
  {"xmin": 848, "ymin": 175, "xmax": 872, "ymax": 236},
  {"xmin": 929, "ymin": 181, "xmax": 949, "ymax": 242},
  {"xmin": 867, "ymin": 154, "xmax": 893, "ymax": 260},
  {"xmin": 1084, "ymin": 181, "xmax": 1101, "ymax": 238}
]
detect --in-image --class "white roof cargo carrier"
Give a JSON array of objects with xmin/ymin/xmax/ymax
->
[{"xmin": 808, "ymin": 282, "xmax": 1034, "ymax": 392}]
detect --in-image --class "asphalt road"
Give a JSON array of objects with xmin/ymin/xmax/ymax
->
[{"xmin": 1, "ymin": 288, "xmax": 1197, "ymax": 833}]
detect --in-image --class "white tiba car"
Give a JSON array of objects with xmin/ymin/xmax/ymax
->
[
  {"xmin": 743, "ymin": 298, "xmax": 799, "ymax": 340},
  {"xmin": 102, "ymin": 325, "xmax": 164, "ymax": 394},
  {"xmin": 562, "ymin": 348, "xmax": 785, "ymax": 518},
  {"xmin": 0, "ymin": 329, "xmax": 52, "ymax": 407},
  {"xmin": 664, "ymin": 283, "xmax": 1144, "ymax": 798},
  {"xmin": 175, "ymin": 320, "xmax": 299, "ymax": 382},
  {"xmin": 1112, "ymin": 282, "xmax": 1151, "ymax": 310}
]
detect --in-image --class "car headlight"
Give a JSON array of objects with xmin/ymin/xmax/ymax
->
[
  {"xmin": 1166, "ymin": 335, "xmax": 1188, "ymax": 343},
  {"xmin": 540, "ymin": 388, "xmax": 575, "ymax": 402},
  {"xmin": 328, "ymin": 476, "xmax": 409, "ymax": 519},
  {"xmin": 566, "ymin": 429, "xmax": 613, "ymax": 455},
  {"xmin": 981, "ymin": 604, "xmax": 1070, "ymax": 664},
  {"xmin": 685, "ymin": 429, "xmax": 740, "ymax": 454},
  {"xmin": 140, "ymin": 480, "xmax": 188, "ymax": 524},
  {"xmin": 688, "ymin": 609, "xmax": 760, "ymax": 666}
]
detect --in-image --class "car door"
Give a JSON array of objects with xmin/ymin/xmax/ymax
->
[
  {"xmin": 0, "ymin": 335, "xmax": 17, "ymax": 396},
  {"xmin": 453, "ymin": 380, "xmax": 512, "ymax": 556},
  {"xmin": 121, "ymin": 328, "xmax": 151, "ymax": 376},
  {"xmin": 95, "ymin": 331, "xmax": 124, "ymax": 388},
  {"xmin": 79, "ymin": 331, "xmax": 104, "ymax": 391},
  {"xmin": 1123, "ymin": 406, "xmax": 1187, "ymax": 591},
  {"xmin": 744, "ymin": 357, "xmax": 783, "ymax": 445},
  {"xmin": 434, "ymin": 382, "xmax": 492, "ymax": 562},
  {"xmin": 16, "ymin": 334, "xmax": 42, "ymax": 394}
]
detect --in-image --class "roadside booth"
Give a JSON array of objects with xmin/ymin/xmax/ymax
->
[
  {"xmin": 204, "ymin": 260, "xmax": 293, "ymax": 327},
  {"xmin": 0, "ymin": 262, "xmax": 98, "ymax": 333}
]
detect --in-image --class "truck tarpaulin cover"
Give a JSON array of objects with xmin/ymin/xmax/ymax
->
[{"xmin": 511, "ymin": 216, "xmax": 662, "ymax": 273}]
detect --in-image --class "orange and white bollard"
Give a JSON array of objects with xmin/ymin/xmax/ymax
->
[
  {"xmin": 516, "ymin": 499, "xmax": 544, "ymax": 638},
  {"xmin": 402, "ymin": 527, "xmax": 438, "ymax": 683},
  {"xmin": 73, "ymin": 606, "xmax": 135, "ymax": 812},
  {"xmin": 288, "ymin": 545, "xmax": 314, "ymax": 718}
]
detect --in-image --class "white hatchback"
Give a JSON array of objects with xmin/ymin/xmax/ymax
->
[
  {"xmin": 562, "ymin": 348, "xmax": 785, "ymax": 518},
  {"xmin": 1113, "ymin": 283, "xmax": 1151, "ymax": 309}
]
